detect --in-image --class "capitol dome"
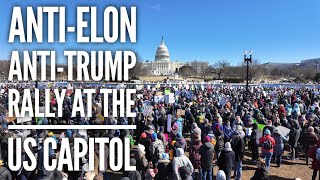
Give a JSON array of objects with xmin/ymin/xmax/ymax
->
[{"xmin": 155, "ymin": 37, "xmax": 170, "ymax": 61}]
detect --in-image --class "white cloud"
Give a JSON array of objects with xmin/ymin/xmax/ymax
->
[{"xmin": 151, "ymin": 4, "xmax": 161, "ymax": 11}]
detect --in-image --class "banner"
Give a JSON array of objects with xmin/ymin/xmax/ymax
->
[{"xmin": 154, "ymin": 95, "xmax": 164, "ymax": 103}]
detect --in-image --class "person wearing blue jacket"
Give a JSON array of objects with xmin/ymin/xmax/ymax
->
[{"xmin": 223, "ymin": 120, "xmax": 233, "ymax": 142}]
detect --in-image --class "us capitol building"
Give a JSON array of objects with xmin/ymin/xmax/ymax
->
[{"xmin": 142, "ymin": 37, "xmax": 207, "ymax": 76}]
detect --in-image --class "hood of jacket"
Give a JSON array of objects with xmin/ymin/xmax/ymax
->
[{"xmin": 176, "ymin": 148, "xmax": 184, "ymax": 157}]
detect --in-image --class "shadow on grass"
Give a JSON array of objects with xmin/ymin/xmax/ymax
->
[
  {"xmin": 242, "ymin": 165, "xmax": 256, "ymax": 171},
  {"xmin": 281, "ymin": 160, "xmax": 307, "ymax": 166}
]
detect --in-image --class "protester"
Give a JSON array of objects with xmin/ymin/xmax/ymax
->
[
  {"xmin": 216, "ymin": 170, "xmax": 227, "ymax": 180},
  {"xmin": 250, "ymin": 158, "xmax": 269, "ymax": 180},
  {"xmin": 122, "ymin": 158, "xmax": 142, "ymax": 180},
  {"xmin": 309, "ymin": 139, "xmax": 320, "ymax": 180},
  {"xmin": 288, "ymin": 120, "xmax": 302, "ymax": 160},
  {"xmin": 301, "ymin": 126, "xmax": 318, "ymax": 165},
  {"xmin": 231, "ymin": 130, "xmax": 245, "ymax": 180},
  {"xmin": 1, "ymin": 82, "xmax": 320, "ymax": 179},
  {"xmin": 271, "ymin": 128, "xmax": 288, "ymax": 167},
  {"xmin": 189, "ymin": 133, "xmax": 202, "ymax": 177},
  {"xmin": 199, "ymin": 135, "xmax": 215, "ymax": 180},
  {"xmin": 250, "ymin": 123, "xmax": 259, "ymax": 163},
  {"xmin": 0, "ymin": 159, "xmax": 11, "ymax": 180},
  {"xmin": 155, "ymin": 153, "xmax": 172, "ymax": 180},
  {"xmin": 217, "ymin": 142, "xmax": 235, "ymax": 180},
  {"xmin": 259, "ymin": 129, "xmax": 275, "ymax": 171},
  {"xmin": 172, "ymin": 148, "xmax": 194, "ymax": 180}
]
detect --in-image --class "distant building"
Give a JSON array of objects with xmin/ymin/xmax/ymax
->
[
  {"xmin": 142, "ymin": 37, "xmax": 208, "ymax": 76},
  {"xmin": 300, "ymin": 58, "xmax": 320, "ymax": 71},
  {"xmin": 263, "ymin": 62, "xmax": 300, "ymax": 71}
]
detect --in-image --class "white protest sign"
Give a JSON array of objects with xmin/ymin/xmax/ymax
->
[
  {"xmin": 165, "ymin": 93, "xmax": 175, "ymax": 104},
  {"xmin": 17, "ymin": 116, "xmax": 32, "ymax": 124},
  {"xmin": 136, "ymin": 85, "xmax": 144, "ymax": 90},
  {"xmin": 277, "ymin": 126, "xmax": 290, "ymax": 136}
]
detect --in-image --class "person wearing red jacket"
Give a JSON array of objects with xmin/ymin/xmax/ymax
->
[
  {"xmin": 259, "ymin": 129, "xmax": 275, "ymax": 172},
  {"xmin": 308, "ymin": 139, "xmax": 320, "ymax": 180}
]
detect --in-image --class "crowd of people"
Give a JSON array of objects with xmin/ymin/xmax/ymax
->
[{"xmin": 0, "ymin": 83, "xmax": 320, "ymax": 180}]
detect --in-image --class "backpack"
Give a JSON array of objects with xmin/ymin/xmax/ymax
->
[
  {"xmin": 316, "ymin": 148, "xmax": 320, "ymax": 161},
  {"xmin": 262, "ymin": 139, "xmax": 273, "ymax": 150}
]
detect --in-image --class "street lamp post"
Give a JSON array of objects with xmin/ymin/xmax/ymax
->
[{"xmin": 244, "ymin": 50, "xmax": 253, "ymax": 91}]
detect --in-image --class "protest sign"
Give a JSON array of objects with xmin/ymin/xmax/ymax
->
[
  {"xmin": 17, "ymin": 116, "xmax": 32, "ymax": 124},
  {"xmin": 167, "ymin": 114, "xmax": 172, "ymax": 132},
  {"xmin": 186, "ymin": 91, "xmax": 193, "ymax": 99},
  {"xmin": 277, "ymin": 126, "xmax": 290, "ymax": 136},
  {"xmin": 136, "ymin": 85, "xmax": 144, "ymax": 90},
  {"xmin": 165, "ymin": 93, "xmax": 175, "ymax": 104},
  {"xmin": 154, "ymin": 95, "xmax": 164, "ymax": 103}
]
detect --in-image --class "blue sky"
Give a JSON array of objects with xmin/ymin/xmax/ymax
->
[{"xmin": 1, "ymin": 0, "xmax": 319, "ymax": 65}]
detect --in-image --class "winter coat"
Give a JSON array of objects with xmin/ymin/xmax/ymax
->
[
  {"xmin": 0, "ymin": 166, "xmax": 12, "ymax": 180},
  {"xmin": 251, "ymin": 167, "xmax": 269, "ymax": 180},
  {"xmin": 150, "ymin": 139, "xmax": 164, "ymax": 162},
  {"xmin": 259, "ymin": 135, "xmax": 276, "ymax": 153},
  {"xmin": 175, "ymin": 118, "xmax": 183, "ymax": 135},
  {"xmin": 191, "ymin": 123, "xmax": 202, "ymax": 138},
  {"xmin": 217, "ymin": 149, "xmax": 235, "ymax": 172},
  {"xmin": 250, "ymin": 129, "xmax": 259, "ymax": 147},
  {"xmin": 158, "ymin": 132, "xmax": 169, "ymax": 147},
  {"xmin": 189, "ymin": 139, "xmax": 202, "ymax": 169},
  {"xmin": 309, "ymin": 140, "xmax": 320, "ymax": 170},
  {"xmin": 289, "ymin": 124, "xmax": 302, "ymax": 147},
  {"xmin": 214, "ymin": 130, "xmax": 225, "ymax": 152},
  {"xmin": 201, "ymin": 124, "xmax": 211, "ymax": 137},
  {"xmin": 301, "ymin": 131, "xmax": 318, "ymax": 149},
  {"xmin": 223, "ymin": 125, "xmax": 233, "ymax": 141},
  {"xmin": 231, "ymin": 135, "xmax": 245, "ymax": 162},
  {"xmin": 132, "ymin": 151, "xmax": 148, "ymax": 173},
  {"xmin": 172, "ymin": 148, "xmax": 194, "ymax": 180},
  {"xmin": 123, "ymin": 171, "xmax": 142, "ymax": 180},
  {"xmin": 155, "ymin": 160, "xmax": 172, "ymax": 180},
  {"xmin": 199, "ymin": 142, "xmax": 215, "ymax": 170},
  {"xmin": 271, "ymin": 133, "xmax": 288, "ymax": 156}
]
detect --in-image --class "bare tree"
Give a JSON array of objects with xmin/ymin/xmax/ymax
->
[
  {"xmin": 178, "ymin": 65, "xmax": 197, "ymax": 78},
  {"xmin": 212, "ymin": 60, "xmax": 230, "ymax": 79}
]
